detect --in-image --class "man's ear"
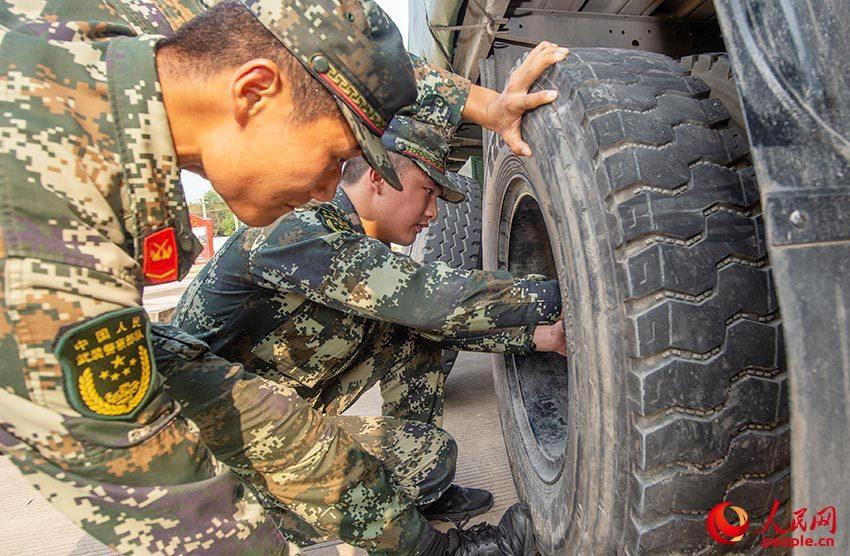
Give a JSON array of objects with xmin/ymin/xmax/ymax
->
[
  {"xmin": 368, "ymin": 166, "xmax": 385, "ymax": 195},
  {"xmin": 230, "ymin": 58, "xmax": 283, "ymax": 126}
]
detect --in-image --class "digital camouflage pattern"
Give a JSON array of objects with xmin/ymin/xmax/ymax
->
[
  {"xmin": 385, "ymin": 53, "xmax": 472, "ymax": 202},
  {"xmin": 172, "ymin": 188, "xmax": 562, "ymax": 430},
  {"xmin": 239, "ymin": 0, "xmax": 417, "ymax": 189},
  {"xmin": 151, "ymin": 323, "xmax": 457, "ymax": 549},
  {"xmin": 0, "ymin": 1, "xmax": 461, "ymax": 553},
  {"xmin": 241, "ymin": 0, "xmax": 414, "ymax": 133},
  {"xmin": 407, "ymin": 53, "xmax": 472, "ymax": 138},
  {"xmin": 293, "ymin": 319, "xmax": 540, "ymax": 427},
  {"xmin": 0, "ymin": 0, "xmax": 286, "ymax": 549},
  {"xmin": 228, "ymin": 415, "xmax": 457, "ymax": 546}
]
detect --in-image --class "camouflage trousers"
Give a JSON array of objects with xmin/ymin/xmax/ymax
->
[
  {"xmin": 155, "ymin": 324, "xmax": 456, "ymax": 549},
  {"xmin": 0, "ymin": 263, "xmax": 442, "ymax": 554},
  {"xmin": 219, "ymin": 321, "xmax": 449, "ymax": 545},
  {"xmin": 244, "ymin": 320, "xmax": 452, "ymax": 546}
]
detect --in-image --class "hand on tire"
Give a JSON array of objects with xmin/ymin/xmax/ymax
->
[
  {"xmin": 532, "ymin": 319, "xmax": 568, "ymax": 357},
  {"xmin": 484, "ymin": 41, "xmax": 569, "ymax": 157}
]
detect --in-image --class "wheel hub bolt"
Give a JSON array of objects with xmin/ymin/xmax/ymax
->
[{"xmin": 789, "ymin": 209, "xmax": 807, "ymax": 228}]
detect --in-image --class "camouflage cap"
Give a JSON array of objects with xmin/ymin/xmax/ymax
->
[
  {"xmin": 381, "ymin": 115, "xmax": 466, "ymax": 203},
  {"xmin": 239, "ymin": 0, "xmax": 415, "ymax": 190}
]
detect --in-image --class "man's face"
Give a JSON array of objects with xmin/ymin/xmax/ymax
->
[
  {"xmin": 198, "ymin": 112, "xmax": 361, "ymax": 227},
  {"xmin": 187, "ymin": 62, "xmax": 362, "ymax": 227},
  {"xmin": 371, "ymin": 163, "xmax": 441, "ymax": 245}
]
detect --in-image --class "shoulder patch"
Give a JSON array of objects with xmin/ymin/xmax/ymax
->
[
  {"xmin": 142, "ymin": 227, "xmax": 179, "ymax": 285},
  {"xmin": 316, "ymin": 205, "xmax": 354, "ymax": 234},
  {"xmin": 54, "ymin": 307, "xmax": 156, "ymax": 420}
]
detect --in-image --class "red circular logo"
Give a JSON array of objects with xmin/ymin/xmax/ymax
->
[{"xmin": 706, "ymin": 502, "xmax": 749, "ymax": 544}]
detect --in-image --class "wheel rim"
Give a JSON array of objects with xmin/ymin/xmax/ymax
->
[{"xmin": 500, "ymin": 176, "xmax": 570, "ymax": 484}]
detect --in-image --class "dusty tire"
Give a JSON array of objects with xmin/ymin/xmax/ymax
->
[
  {"xmin": 680, "ymin": 53, "xmax": 745, "ymax": 128},
  {"xmin": 482, "ymin": 48, "xmax": 789, "ymax": 554},
  {"xmin": 405, "ymin": 173, "xmax": 483, "ymax": 374}
]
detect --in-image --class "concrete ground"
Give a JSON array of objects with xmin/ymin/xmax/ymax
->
[{"xmin": 0, "ymin": 272, "xmax": 518, "ymax": 555}]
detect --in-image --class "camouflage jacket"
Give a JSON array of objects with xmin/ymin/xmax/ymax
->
[
  {"xmin": 172, "ymin": 189, "xmax": 561, "ymax": 388},
  {"xmin": 0, "ymin": 0, "xmax": 469, "ymax": 312},
  {"xmin": 0, "ymin": 1, "xmax": 210, "ymax": 313},
  {"xmin": 0, "ymin": 1, "xmax": 288, "ymax": 553}
]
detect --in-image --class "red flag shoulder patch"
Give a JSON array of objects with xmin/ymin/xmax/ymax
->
[{"xmin": 143, "ymin": 227, "xmax": 178, "ymax": 285}]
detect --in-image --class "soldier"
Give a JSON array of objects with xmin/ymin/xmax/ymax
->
[
  {"xmin": 0, "ymin": 0, "xmax": 567, "ymax": 554},
  {"xmin": 171, "ymin": 112, "xmax": 567, "ymax": 531},
  {"xmin": 158, "ymin": 10, "xmax": 568, "ymax": 556}
]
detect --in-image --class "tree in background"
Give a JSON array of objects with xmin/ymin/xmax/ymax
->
[{"xmin": 188, "ymin": 189, "xmax": 238, "ymax": 236}]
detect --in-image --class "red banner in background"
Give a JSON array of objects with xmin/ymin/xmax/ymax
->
[{"xmin": 189, "ymin": 214, "xmax": 214, "ymax": 263}]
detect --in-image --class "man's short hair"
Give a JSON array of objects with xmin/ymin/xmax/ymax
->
[
  {"xmin": 340, "ymin": 152, "xmax": 418, "ymax": 186},
  {"xmin": 157, "ymin": 1, "xmax": 338, "ymax": 126}
]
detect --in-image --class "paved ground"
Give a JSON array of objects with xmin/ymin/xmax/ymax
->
[{"xmin": 0, "ymin": 302, "xmax": 517, "ymax": 555}]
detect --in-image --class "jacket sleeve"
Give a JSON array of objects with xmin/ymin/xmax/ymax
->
[
  {"xmin": 405, "ymin": 53, "xmax": 472, "ymax": 142},
  {"xmin": 248, "ymin": 223, "xmax": 562, "ymax": 336},
  {"xmin": 413, "ymin": 324, "xmax": 539, "ymax": 354}
]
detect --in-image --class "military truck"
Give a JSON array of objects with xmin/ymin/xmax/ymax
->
[{"xmin": 405, "ymin": 1, "xmax": 849, "ymax": 552}]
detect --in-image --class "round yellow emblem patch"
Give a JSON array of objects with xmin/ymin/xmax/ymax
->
[{"xmin": 54, "ymin": 307, "xmax": 156, "ymax": 420}]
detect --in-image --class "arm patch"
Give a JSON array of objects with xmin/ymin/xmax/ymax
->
[
  {"xmin": 316, "ymin": 205, "xmax": 355, "ymax": 234},
  {"xmin": 54, "ymin": 307, "xmax": 156, "ymax": 420}
]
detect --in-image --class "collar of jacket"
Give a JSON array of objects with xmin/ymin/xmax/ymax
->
[
  {"xmin": 331, "ymin": 187, "xmax": 367, "ymax": 235},
  {"xmin": 106, "ymin": 36, "xmax": 201, "ymax": 282}
]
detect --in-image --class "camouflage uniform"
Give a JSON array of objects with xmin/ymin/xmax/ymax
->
[
  {"xmin": 172, "ymin": 81, "xmax": 562, "ymax": 433},
  {"xmin": 172, "ymin": 189, "xmax": 561, "ymax": 429},
  {"xmin": 0, "ymin": 1, "xmax": 463, "ymax": 554}
]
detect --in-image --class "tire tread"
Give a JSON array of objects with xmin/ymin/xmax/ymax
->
[{"xmin": 496, "ymin": 48, "xmax": 787, "ymax": 553}]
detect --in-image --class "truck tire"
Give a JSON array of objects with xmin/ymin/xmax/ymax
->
[
  {"xmin": 482, "ymin": 48, "xmax": 789, "ymax": 554},
  {"xmin": 679, "ymin": 53, "xmax": 745, "ymax": 128},
  {"xmin": 405, "ymin": 172, "xmax": 483, "ymax": 374}
]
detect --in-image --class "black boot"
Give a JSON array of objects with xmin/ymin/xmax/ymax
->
[
  {"xmin": 417, "ymin": 503, "xmax": 535, "ymax": 555},
  {"xmin": 421, "ymin": 484, "xmax": 494, "ymax": 523}
]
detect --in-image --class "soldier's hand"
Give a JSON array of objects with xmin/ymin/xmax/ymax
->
[
  {"xmin": 479, "ymin": 42, "xmax": 569, "ymax": 156},
  {"xmin": 532, "ymin": 320, "xmax": 568, "ymax": 357}
]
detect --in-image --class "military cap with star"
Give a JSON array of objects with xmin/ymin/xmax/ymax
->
[
  {"xmin": 239, "ymin": 0, "xmax": 415, "ymax": 189},
  {"xmin": 381, "ymin": 115, "xmax": 467, "ymax": 203}
]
